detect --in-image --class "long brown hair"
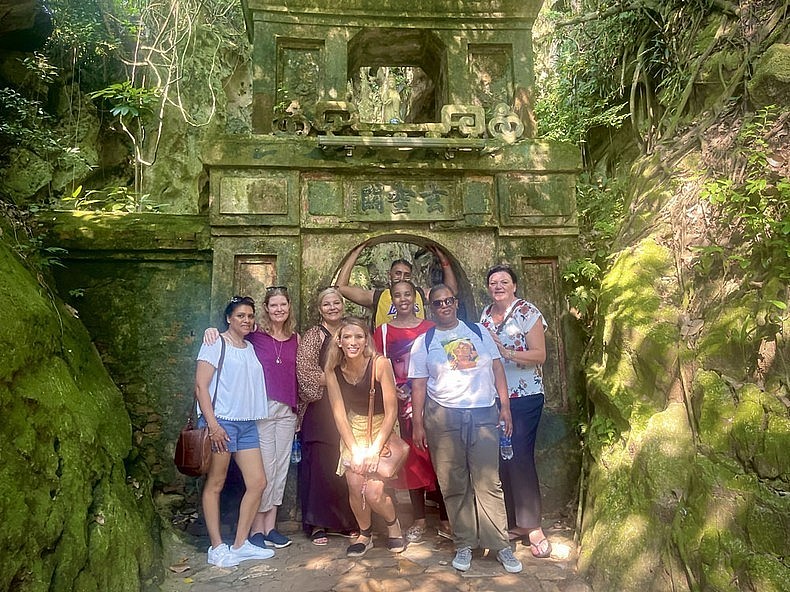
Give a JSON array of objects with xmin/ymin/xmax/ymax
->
[
  {"xmin": 323, "ymin": 316, "xmax": 377, "ymax": 373},
  {"xmin": 259, "ymin": 286, "xmax": 297, "ymax": 336}
]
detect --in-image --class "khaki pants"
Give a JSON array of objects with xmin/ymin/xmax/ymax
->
[{"xmin": 424, "ymin": 397, "xmax": 509, "ymax": 551}]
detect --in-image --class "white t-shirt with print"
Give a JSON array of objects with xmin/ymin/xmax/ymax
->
[
  {"xmin": 196, "ymin": 338, "xmax": 268, "ymax": 421},
  {"xmin": 408, "ymin": 321, "xmax": 502, "ymax": 409}
]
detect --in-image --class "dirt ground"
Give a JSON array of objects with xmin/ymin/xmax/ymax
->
[{"xmin": 161, "ymin": 498, "xmax": 591, "ymax": 592}]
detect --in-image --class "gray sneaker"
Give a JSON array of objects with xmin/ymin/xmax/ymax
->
[
  {"xmin": 497, "ymin": 547, "xmax": 523, "ymax": 573},
  {"xmin": 452, "ymin": 546, "xmax": 472, "ymax": 571},
  {"xmin": 207, "ymin": 543, "xmax": 239, "ymax": 567}
]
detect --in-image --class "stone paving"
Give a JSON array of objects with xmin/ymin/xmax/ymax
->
[{"xmin": 161, "ymin": 511, "xmax": 591, "ymax": 592}]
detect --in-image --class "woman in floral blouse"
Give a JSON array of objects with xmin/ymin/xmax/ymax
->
[{"xmin": 480, "ymin": 264, "xmax": 552, "ymax": 559}]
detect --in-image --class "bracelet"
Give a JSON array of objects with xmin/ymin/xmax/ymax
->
[{"xmin": 508, "ymin": 349, "xmax": 516, "ymax": 360}]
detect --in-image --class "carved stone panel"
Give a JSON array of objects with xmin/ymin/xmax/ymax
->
[
  {"xmin": 498, "ymin": 173, "xmax": 576, "ymax": 227},
  {"xmin": 468, "ymin": 45, "xmax": 514, "ymax": 116},
  {"xmin": 234, "ymin": 255, "xmax": 278, "ymax": 298},
  {"xmin": 219, "ymin": 173, "xmax": 289, "ymax": 215},
  {"xmin": 519, "ymin": 257, "xmax": 567, "ymax": 411},
  {"xmin": 350, "ymin": 178, "xmax": 458, "ymax": 221},
  {"xmin": 277, "ymin": 41, "xmax": 323, "ymax": 119}
]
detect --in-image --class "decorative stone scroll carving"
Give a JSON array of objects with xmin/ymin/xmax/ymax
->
[
  {"xmin": 487, "ymin": 103, "xmax": 524, "ymax": 144},
  {"xmin": 441, "ymin": 105, "xmax": 486, "ymax": 138},
  {"xmin": 272, "ymin": 100, "xmax": 312, "ymax": 136},
  {"xmin": 313, "ymin": 101, "xmax": 359, "ymax": 135}
]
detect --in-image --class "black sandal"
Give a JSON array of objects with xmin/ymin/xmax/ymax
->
[
  {"xmin": 346, "ymin": 527, "xmax": 373, "ymax": 558},
  {"xmin": 384, "ymin": 517, "xmax": 406, "ymax": 553}
]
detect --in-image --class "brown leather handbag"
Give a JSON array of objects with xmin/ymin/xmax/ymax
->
[
  {"xmin": 174, "ymin": 338, "xmax": 226, "ymax": 477},
  {"xmin": 367, "ymin": 355, "xmax": 409, "ymax": 479}
]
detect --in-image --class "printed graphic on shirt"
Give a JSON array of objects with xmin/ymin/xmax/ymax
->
[{"xmin": 443, "ymin": 338, "xmax": 479, "ymax": 370}]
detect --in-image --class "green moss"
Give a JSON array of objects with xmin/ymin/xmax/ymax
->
[
  {"xmin": 0, "ymin": 236, "xmax": 161, "ymax": 591},
  {"xmin": 697, "ymin": 295, "xmax": 761, "ymax": 379},
  {"xmin": 695, "ymin": 370, "xmax": 736, "ymax": 454}
]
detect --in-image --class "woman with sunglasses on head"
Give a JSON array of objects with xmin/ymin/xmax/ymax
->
[
  {"xmin": 295, "ymin": 287, "xmax": 357, "ymax": 545},
  {"xmin": 195, "ymin": 296, "xmax": 274, "ymax": 567},
  {"xmin": 325, "ymin": 316, "xmax": 405, "ymax": 557},
  {"xmin": 204, "ymin": 286, "xmax": 299, "ymax": 550},
  {"xmin": 372, "ymin": 280, "xmax": 451, "ymax": 544},
  {"xmin": 245, "ymin": 286, "xmax": 300, "ymax": 549},
  {"xmin": 480, "ymin": 264, "xmax": 551, "ymax": 558},
  {"xmin": 408, "ymin": 285, "xmax": 523, "ymax": 574}
]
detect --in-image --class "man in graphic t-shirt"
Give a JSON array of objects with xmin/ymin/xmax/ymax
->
[{"xmin": 336, "ymin": 242, "xmax": 457, "ymax": 329}]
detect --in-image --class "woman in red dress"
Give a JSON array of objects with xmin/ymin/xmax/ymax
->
[{"xmin": 373, "ymin": 280, "xmax": 451, "ymax": 544}]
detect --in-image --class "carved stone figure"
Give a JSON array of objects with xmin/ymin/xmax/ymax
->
[{"xmin": 381, "ymin": 78, "xmax": 402, "ymax": 123}]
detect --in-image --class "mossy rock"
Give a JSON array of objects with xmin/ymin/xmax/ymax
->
[
  {"xmin": 747, "ymin": 43, "xmax": 790, "ymax": 109},
  {"xmin": 587, "ymin": 238, "xmax": 680, "ymax": 429},
  {"xmin": 0, "ymin": 235, "xmax": 161, "ymax": 590}
]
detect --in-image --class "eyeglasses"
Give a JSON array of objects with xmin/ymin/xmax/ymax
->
[
  {"xmin": 230, "ymin": 296, "xmax": 255, "ymax": 305},
  {"xmin": 266, "ymin": 285, "xmax": 288, "ymax": 292},
  {"xmin": 430, "ymin": 297, "xmax": 457, "ymax": 308}
]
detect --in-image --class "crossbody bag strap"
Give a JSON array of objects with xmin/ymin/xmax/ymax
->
[
  {"xmin": 189, "ymin": 336, "xmax": 227, "ymax": 423},
  {"xmin": 494, "ymin": 299, "xmax": 524, "ymax": 335},
  {"xmin": 367, "ymin": 355, "xmax": 378, "ymax": 444}
]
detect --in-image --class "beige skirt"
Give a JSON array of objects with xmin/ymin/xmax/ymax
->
[{"xmin": 336, "ymin": 411, "xmax": 391, "ymax": 476}]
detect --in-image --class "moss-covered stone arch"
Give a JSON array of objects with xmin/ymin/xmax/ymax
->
[{"xmin": 330, "ymin": 233, "xmax": 476, "ymax": 322}]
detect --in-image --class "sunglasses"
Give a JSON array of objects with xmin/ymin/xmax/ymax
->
[
  {"xmin": 230, "ymin": 295, "xmax": 255, "ymax": 305},
  {"xmin": 430, "ymin": 296, "xmax": 457, "ymax": 308},
  {"xmin": 266, "ymin": 285, "xmax": 288, "ymax": 292}
]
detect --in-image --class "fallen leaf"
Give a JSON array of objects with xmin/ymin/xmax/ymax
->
[{"xmin": 168, "ymin": 563, "xmax": 190, "ymax": 574}]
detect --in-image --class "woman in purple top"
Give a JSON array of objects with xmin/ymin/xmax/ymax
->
[
  {"xmin": 246, "ymin": 286, "xmax": 300, "ymax": 549},
  {"xmin": 203, "ymin": 285, "xmax": 299, "ymax": 550}
]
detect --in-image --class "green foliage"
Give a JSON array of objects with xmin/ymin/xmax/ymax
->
[
  {"xmin": 61, "ymin": 185, "xmax": 165, "ymax": 213},
  {"xmin": 88, "ymin": 81, "xmax": 161, "ymax": 118},
  {"xmin": 534, "ymin": 0, "xmax": 726, "ymax": 146},
  {"xmin": 562, "ymin": 173, "xmax": 628, "ymax": 327},
  {"xmin": 700, "ymin": 106, "xmax": 790, "ymax": 282},
  {"xmin": 0, "ymin": 89, "xmax": 57, "ymax": 159}
]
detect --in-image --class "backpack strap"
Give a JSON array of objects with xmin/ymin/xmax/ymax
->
[{"xmin": 424, "ymin": 320, "xmax": 482, "ymax": 351}]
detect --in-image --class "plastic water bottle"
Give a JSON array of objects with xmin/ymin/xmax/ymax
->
[
  {"xmin": 499, "ymin": 421, "xmax": 513, "ymax": 461},
  {"xmin": 290, "ymin": 435, "xmax": 302, "ymax": 464}
]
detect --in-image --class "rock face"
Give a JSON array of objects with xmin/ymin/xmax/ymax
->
[
  {"xmin": 748, "ymin": 44, "xmax": 790, "ymax": 108},
  {"xmin": 578, "ymin": 155, "xmax": 790, "ymax": 591},
  {"xmin": 0, "ymin": 228, "xmax": 161, "ymax": 590}
]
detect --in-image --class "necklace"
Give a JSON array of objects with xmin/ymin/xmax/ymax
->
[
  {"xmin": 342, "ymin": 359, "xmax": 369, "ymax": 385},
  {"xmin": 272, "ymin": 336, "xmax": 285, "ymax": 364}
]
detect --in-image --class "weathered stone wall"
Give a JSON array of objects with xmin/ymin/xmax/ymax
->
[
  {"xmin": 45, "ymin": 213, "xmax": 214, "ymax": 493},
  {"xmin": 0, "ymin": 225, "xmax": 161, "ymax": 591}
]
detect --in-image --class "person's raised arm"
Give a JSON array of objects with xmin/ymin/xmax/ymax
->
[
  {"xmin": 425, "ymin": 245, "xmax": 458, "ymax": 294},
  {"xmin": 336, "ymin": 242, "xmax": 375, "ymax": 308}
]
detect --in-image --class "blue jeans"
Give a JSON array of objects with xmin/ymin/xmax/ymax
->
[{"xmin": 424, "ymin": 398, "xmax": 509, "ymax": 551}]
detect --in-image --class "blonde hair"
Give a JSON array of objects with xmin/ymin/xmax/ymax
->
[
  {"xmin": 259, "ymin": 287, "xmax": 297, "ymax": 336},
  {"xmin": 323, "ymin": 316, "xmax": 376, "ymax": 373}
]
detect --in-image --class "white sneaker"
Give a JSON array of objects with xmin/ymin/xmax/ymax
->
[
  {"xmin": 229, "ymin": 540, "xmax": 275, "ymax": 562},
  {"xmin": 207, "ymin": 543, "xmax": 239, "ymax": 567}
]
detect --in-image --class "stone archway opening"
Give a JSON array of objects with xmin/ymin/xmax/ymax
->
[{"xmin": 331, "ymin": 234, "xmax": 477, "ymax": 322}]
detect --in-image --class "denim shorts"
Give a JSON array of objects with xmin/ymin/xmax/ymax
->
[{"xmin": 198, "ymin": 417, "xmax": 259, "ymax": 453}]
